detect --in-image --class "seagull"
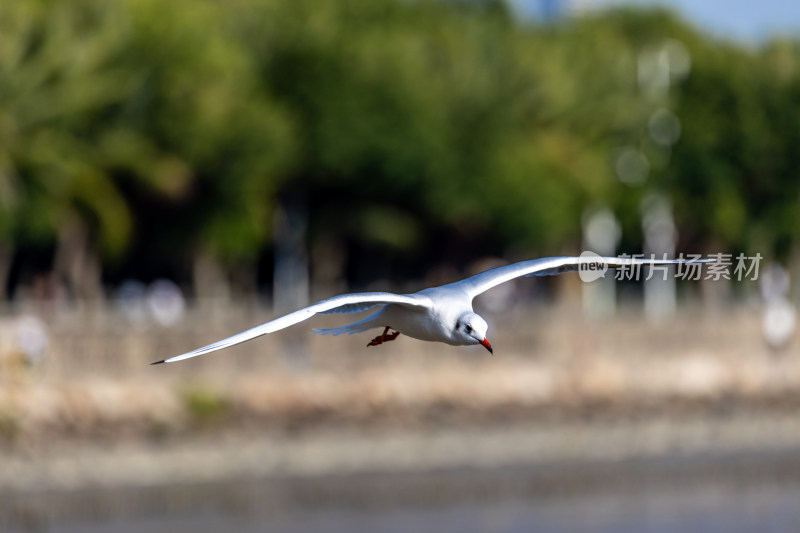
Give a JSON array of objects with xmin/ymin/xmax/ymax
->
[{"xmin": 152, "ymin": 255, "xmax": 708, "ymax": 364}]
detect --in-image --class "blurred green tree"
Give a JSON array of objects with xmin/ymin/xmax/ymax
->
[
  {"xmin": 0, "ymin": 1, "xmax": 136, "ymax": 297},
  {"xmin": 2, "ymin": 0, "xmax": 799, "ymax": 299}
]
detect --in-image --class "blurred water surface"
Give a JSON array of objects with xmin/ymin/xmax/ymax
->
[{"xmin": 8, "ymin": 448, "xmax": 800, "ymax": 533}]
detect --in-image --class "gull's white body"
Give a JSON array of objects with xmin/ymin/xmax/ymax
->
[
  {"xmin": 153, "ymin": 255, "xmax": 707, "ymax": 364},
  {"xmin": 323, "ymin": 285, "xmax": 471, "ymax": 345}
]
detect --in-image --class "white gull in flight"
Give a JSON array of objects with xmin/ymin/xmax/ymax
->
[{"xmin": 153, "ymin": 255, "xmax": 707, "ymax": 364}]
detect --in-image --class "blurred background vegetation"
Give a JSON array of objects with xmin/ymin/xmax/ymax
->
[{"xmin": 1, "ymin": 0, "xmax": 799, "ymax": 302}]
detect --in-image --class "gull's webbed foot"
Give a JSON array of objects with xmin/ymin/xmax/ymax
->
[{"xmin": 367, "ymin": 327, "xmax": 400, "ymax": 347}]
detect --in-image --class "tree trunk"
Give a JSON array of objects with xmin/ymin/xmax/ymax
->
[
  {"xmin": 0, "ymin": 242, "xmax": 11, "ymax": 303},
  {"xmin": 54, "ymin": 220, "xmax": 103, "ymax": 303},
  {"xmin": 272, "ymin": 203, "xmax": 309, "ymax": 314}
]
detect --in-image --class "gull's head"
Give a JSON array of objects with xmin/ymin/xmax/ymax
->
[{"xmin": 454, "ymin": 312, "xmax": 492, "ymax": 354}]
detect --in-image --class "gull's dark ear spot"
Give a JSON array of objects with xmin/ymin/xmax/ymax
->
[{"xmin": 455, "ymin": 321, "xmax": 461, "ymax": 331}]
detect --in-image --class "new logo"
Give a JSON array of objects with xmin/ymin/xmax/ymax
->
[{"xmin": 578, "ymin": 251, "xmax": 609, "ymax": 282}]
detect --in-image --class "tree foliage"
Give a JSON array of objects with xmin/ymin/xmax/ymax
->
[{"xmin": 1, "ymin": 0, "xmax": 799, "ymax": 292}]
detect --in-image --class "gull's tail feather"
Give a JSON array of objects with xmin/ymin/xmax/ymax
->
[{"xmin": 312, "ymin": 311, "xmax": 383, "ymax": 336}]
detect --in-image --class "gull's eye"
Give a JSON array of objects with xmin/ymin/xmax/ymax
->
[{"xmin": 465, "ymin": 325, "xmax": 472, "ymax": 334}]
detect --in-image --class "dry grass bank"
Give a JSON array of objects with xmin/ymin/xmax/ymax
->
[{"xmin": 0, "ymin": 299, "xmax": 797, "ymax": 444}]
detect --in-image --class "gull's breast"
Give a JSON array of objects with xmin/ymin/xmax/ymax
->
[
  {"xmin": 382, "ymin": 287, "xmax": 471, "ymax": 345},
  {"xmin": 380, "ymin": 304, "xmax": 454, "ymax": 344}
]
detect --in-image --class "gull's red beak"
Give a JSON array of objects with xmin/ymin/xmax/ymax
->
[{"xmin": 479, "ymin": 338, "xmax": 493, "ymax": 354}]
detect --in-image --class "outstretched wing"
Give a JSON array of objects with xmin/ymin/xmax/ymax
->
[
  {"xmin": 452, "ymin": 256, "xmax": 711, "ymax": 299},
  {"xmin": 153, "ymin": 292, "xmax": 431, "ymax": 364}
]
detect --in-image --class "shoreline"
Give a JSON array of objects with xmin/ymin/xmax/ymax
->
[
  {"xmin": 3, "ymin": 406, "xmax": 800, "ymax": 532},
  {"xmin": 3, "ymin": 404, "xmax": 800, "ymax": 493}
]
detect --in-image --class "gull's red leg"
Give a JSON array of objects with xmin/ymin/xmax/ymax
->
[{"xmin": 367, "ymin": 327, "xmax": 400, "ymax": 347}]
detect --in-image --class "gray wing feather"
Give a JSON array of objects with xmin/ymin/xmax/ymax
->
[
  {"xmin": 319, "ymin": 302, "xmax": 385, "ymax": 314},
  {"xmin": 156, "ymin": 292, "xmax": 430, "ymax": 364},
  {"xmin": 454, "ymin": 256, "xmax": 712, "ymax": 299}
]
